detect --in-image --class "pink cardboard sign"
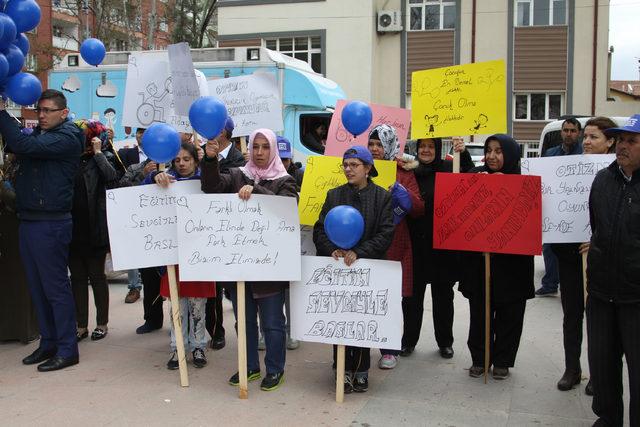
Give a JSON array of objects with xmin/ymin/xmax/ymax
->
[{"xmin": 325, "ymin": 100, "xmax": 411, "ymax": 157}]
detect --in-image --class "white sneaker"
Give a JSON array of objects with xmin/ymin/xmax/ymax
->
[
  {"xmin": 378, "ymin": 354, "xmax": 397, "ymax": 369},
  {"xmin": 287, "ymin": 337, "xmax": 299, "ymax": 350}
]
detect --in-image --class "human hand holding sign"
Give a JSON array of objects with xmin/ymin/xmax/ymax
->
[
  {"xmin": 154, "ymin": 171, "xmax": 176, "ymax": 188},
  {"xmin": 452, "ymin": 136, "xmax": 465, "ymax": 153}
]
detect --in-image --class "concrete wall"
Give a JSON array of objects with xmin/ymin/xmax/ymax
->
[
  {"xmin": 218, "ymin": 0, "xmax": 377, "ymax": 102},
  {"xmin": 372, "ymin": 0, "xmax": 402, "ymax": 106}
]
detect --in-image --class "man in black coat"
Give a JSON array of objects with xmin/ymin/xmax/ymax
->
[
  {"xmin": 118, "ymin": 128, "xmax": 147, "ymax": 168},
  {"xmin": 586, "ymin": 114, "xmax": 640, "ymax": 427},
  {"xmin": 0, "ymin": 90, "xmax": 84, "ymax": 372}
]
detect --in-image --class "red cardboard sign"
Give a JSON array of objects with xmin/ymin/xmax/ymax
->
[{"xmin": 433, "ymin": 173, "xmax": 542, "ymax": 256}]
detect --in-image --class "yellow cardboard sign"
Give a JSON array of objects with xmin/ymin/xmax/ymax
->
[
  {"xmin": 298, "ymin": 155, "xmax": 397, "ymax": 226},
  {"xmin": 411, "ymin": 59, "xmax": 507, "ymax": 139}
]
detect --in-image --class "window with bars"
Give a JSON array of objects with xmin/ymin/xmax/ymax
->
[
  {"xmin": 264, "ymin": 36, "xmax": 322, "ymax": 74},
  {"xmin": 514, "ymin": 93, "xmax": 563, "ymax": 121},
  {"xmin": 408, "ymin": 0, "xmax": 456, "ymax": 31},
  {"xmin": 515, "ymin": 0, "xmax": 567, "ymax": 26}
]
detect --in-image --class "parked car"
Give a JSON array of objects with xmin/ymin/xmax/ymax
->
[{"xmin": 446, "ymin": 143, "xmax": 485, "ymax": 166}]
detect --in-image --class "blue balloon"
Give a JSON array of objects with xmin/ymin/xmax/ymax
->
[
  {"xmin": 6, "ymin": 72, "xmax": 41, "ymax": 106},
  {"xmin": 3, "ymin": 44, "xmax": 23, "ymax": 75},
  {"xmin": 188, "ymin": 96, "xmax": 228, "ymax": 139},
  {"xmin": 324, "ymin": 205, "xmax": 365, "ymax": 250},
  {"xmin": 0, "ymin": 53, "xmax": 8, "ymax": 80},
  {"xmin": 80, "ymin": 38, "xmax": 106, "ymax": 66},
  {"xmin": 6, "ymin": 0, "xmax": 41, "ymax": 33},
  {"xmin": 341, "ymin": 100, "xmax": 373, "ymax": 137},
  {"xmin": 0, "ymin": 13, "xmax": 16, "ymax": 50},
  {"xmin": 142, "ymin": 123, "xmax": 181, "ymax": 163},
  {"xmin": 14, "ymin": 33, "xmax": 29, "ymax": 56}
]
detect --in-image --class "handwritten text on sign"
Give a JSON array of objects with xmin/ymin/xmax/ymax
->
[
  {"xmin": 176, "ymin": 194, "xmax": 301, "ymax": 282},
  {"xmin": 298, "ymin": 155, "xmax": 397, "ymax": 226},
  {"xmin": 168, "ymin": 42, "xmax": 200, "ymax": 116},
  {"xmin": 433, "ymin": 173, "xmax": 542, "ymax": 255},
  {"xmin": 325, "ymin": 100, "xmax": 410, "ymax": 157},
  {"xmin": 411, "ymin": 59, "xmax": 507, "ymax": 139},
  {"xmin": 207, "ymin": 73, "xmax": 283, "ymax": 137},
  {"xmin": 106, "ymin": 180, "xmax": 202, "ymax": 271},
  {"xmin": 522, "ymin": 154, "xmax": 615, "ymax": 244},
  {"xmin": 290, "ymin": 256, "xmax": 402, "ymax": 350}
]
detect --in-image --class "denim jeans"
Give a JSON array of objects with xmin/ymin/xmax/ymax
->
[
  {"xmin": 229, "ymin": 286, "xmax": 286, "ymax": 375},
  {"xmin": 169, "ymin": 297, "xmax": 207, "ymax": 352},
  {"xmin": 541, "ymin": 244, "xmax": 559, "ymax": 290},
  {"xmin": 127, "ymin": 269, "xmax": 141, "ymax": 291}
]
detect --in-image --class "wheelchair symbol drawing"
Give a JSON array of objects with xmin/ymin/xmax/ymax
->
[{"xmin": 137, "ymin": 78, "xmax": 173, "ymax": 126}]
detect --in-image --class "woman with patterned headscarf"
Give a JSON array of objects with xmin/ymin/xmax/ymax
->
[
  {"xmin": 70, "ymin": 120, "xmax": 124, "ymax": 342},
  {"xmin": 367, "ymin": 124, "xmax": 423, "ymax": 370}
]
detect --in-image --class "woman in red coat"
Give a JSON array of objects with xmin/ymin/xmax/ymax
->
[{"xmin": 367, "ymin": 124, "xmax": 424, "ymax": 369}]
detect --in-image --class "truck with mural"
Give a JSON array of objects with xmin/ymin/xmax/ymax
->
[{"xmin": 48, "ymin": 47, "xmax": 345, "ymax": 162}]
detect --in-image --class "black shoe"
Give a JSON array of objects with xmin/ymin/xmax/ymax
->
[
  {"xmin": 260, "ymin": 372, "xmax": 285, "ymax": 391},
  {"xmin": 439, "ymin": 346, "xmax": 454, "ymax": 359},
  {"xmin": 192, "ymin": 348, "xmax": 207, "ymax": 368},
  {"xmin": 136, "ymin": 322, "xmax": 162, "ymax": 334},
  {"xmin": 535, "ymin": 287, "xmax": 558, "ymax": 296},
  {"xmin": 167, "ymin": 351, "xmax": 178, "ymax": 370},
  {"xmin": 585, "ymin": 379, "xmax": 594, "ymax": 396},
  {"xmin": 469, "ymin": 365, "xmax": 485, "ymax": 378},
  {"xmin": 22, "ymin": 347, "xmax": 57, "ymax": 365},
  {"xmin": 557, "ymin": 370, "xmax": 581, "ymax": 391},
  {"xmin": 352, "ymin": 373, "xmax": 369, "ymax": 393},
  {"xmin": 37, "ymin": 355, "xmax": 79, "ymax": 372},
  {"xmin": 228, "ymin": 369, "xmax": 261, "ymax": 386},
  {"xmin": 90, "ymin": 328, "xmax": 108, "ymax": 341},
  {"xmin": 342, "ymin": 372, "xmax": 353, "ymax": 394},
  {"xmin": 492, "ymin": 367, "xmax": 510, "ymax": 380},
  {"xmin": 210, "ymin": 336, "xmax": 225, "ymax": 351},
  {"xmin": 399, "ymin": 346, "xmax": 415, "ymax": 357},
  {"xmin": 76, "ymin": 330, "xmax": 88, "ymax": 342}
]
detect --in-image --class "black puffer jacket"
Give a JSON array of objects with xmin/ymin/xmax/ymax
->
[
  {"xmin": 587, "ymin": 161, "xmax": 640, "ymax": 303},
  {"xmin": 313, "ymin": 182, "xmax": 394, "ymax": 260}
]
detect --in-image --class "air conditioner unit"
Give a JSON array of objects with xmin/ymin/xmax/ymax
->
[{"xmin": 377, "ymin": 10, "xmax": 403, "ymax": 32}]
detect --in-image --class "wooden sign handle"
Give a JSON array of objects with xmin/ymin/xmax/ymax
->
[
  {"xmin": 483, "ymin": 252, "xmax": 491, "ymax": 384},
  {"xmin": 453, "ymin": 151, "xmax": 461, "ymax": 174},
  {"xmin": 167, "ymin": 265, "xmax": 189, "ymax": 387},
  {"xmin": 237, "ymin": 281, "xmax": 249, "ymax": 399},
  {"xmin": 336, "ymin": 344, "xmax": 346, "ymax": 403},
  {"xmin": 582, "ymin": 251, "xmax": 588, "ymax": 306},
  {"xmin": 240, "ymin": 136, "xmax": 248, "ymax": 155}
]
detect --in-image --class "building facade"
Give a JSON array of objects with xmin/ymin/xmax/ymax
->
[{"xmin": 218, "ymin": 0, "xmax": 638, "ymax": 155}]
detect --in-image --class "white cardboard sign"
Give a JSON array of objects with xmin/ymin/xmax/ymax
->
[
  {"xmin": 207, "ymin": 73, "xmax": 283, "ymax": 137},
  {"xmin": 106, "ymin": 180, "xmax": 202, "ymax": 270},
  {"xmin": 290, "ymin": 256, "xmax": 402, "ymax": 350},
  {"xmin": 522, "ymin": 154, "xmax": 615, "ymax": 243},
  {"xmin": 176, "ymin": 194, "xmax": 301, "ymax": 281},
  {"xmin": 168, "ymin": 42, "xmax": 200, "ymax": 116}
]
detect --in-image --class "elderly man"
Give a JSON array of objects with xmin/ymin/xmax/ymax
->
[
  {"xmin": 0, "ymin": 89, "xmax": 84, "ymax": 371},
  {"xmin": 587, "ymin": 114, "xmax": 640, "ymax": 427}
]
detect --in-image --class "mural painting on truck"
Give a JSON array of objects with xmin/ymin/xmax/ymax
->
[{"xmin": 48, "ymin": 47, "xmax": 346, "ymax": 163}]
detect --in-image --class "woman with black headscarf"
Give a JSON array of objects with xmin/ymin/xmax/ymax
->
[
  {"xmin": 459, "ymin": 134, "xmax": 535, "ymax": 380},
  {"xmin": 403, "ymin": 137, "xmax": 473, "ymax": 358}
]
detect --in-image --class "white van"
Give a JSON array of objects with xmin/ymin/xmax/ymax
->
[{"xmin": 538, "ymin": 116, "xmax": 629, "ymax": 156}]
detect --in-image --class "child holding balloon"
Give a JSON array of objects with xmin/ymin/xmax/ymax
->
[{"xmin": 313, "ymin": 145, "xmax": 395, "ymax": 393}]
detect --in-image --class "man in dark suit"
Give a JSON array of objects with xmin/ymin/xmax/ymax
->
[{"xmin": 118, "ymin": 128, "xmax": 147, "ymax": 168}]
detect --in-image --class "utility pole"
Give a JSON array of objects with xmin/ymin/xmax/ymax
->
[
  {"xmin": 83, "ymin": 0, "xmax": 90, "ymax": 39},
  {"xmin": 148, "ymin": 0, "xmax": 157, "ymax": 50}
]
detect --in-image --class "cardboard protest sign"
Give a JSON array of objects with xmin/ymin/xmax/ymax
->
[
  {"xmin": 298, "ymin": 155, "xmax": 397, "ymax": 226},
  {"xmin": 324, "ymin": 100, "xmax": 410, "ymax": 157},
  {"xmin": 411, "ymin": 60, "xmax": 507, "ymax": 139},
  {"xmin": 176, "ymin": 194, "xmax": 301, "ymax": 281},
  {"xmin": 122, "ymin": 51, "xmax": 209, "ymax": 133},
  {"xmin": 522, "ymin": 154, "xmax": 614, "ymax": 244},
  {"xmin": 106, "ymin": 180, "xmax": 202, "ymax": 271},
  {"xmin": 207, "ymin": 73, "xmax": 283, "ymax": 137},
  {"xmin": 290, "ymin": 256, "xmax": 402, "ymax": 350},
  {"xmin": 433, "ymin": 173, "xmax": 542, "ymax": 255},
  {"xmin": 168, "ymin": 42, "xmax": 200, "ymax": 116}
]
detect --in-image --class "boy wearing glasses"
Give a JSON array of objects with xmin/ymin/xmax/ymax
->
[{"xmin": 0, "ymin": 89, "xmax": 84, "ymax": 372}]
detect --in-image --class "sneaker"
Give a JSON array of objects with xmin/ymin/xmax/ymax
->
[
  {"xmin": 228, "ymin": 369, "xmax": 261, "ymax": 386},
  {"xmin": 287, "ymin": 336, "xmax": 299, "ymax": 350},
  {"xmin": 535, "ymin": 287, "xmax": 558, "ymax": 296},
  {"xmin": 469, "ymin": 365, "xmax": 485, "ymax": 378},
  {"xmin": 378, "ymin": 354, "xmax": 397, "ymax": 369},
  {"xmin": 260, "ymin": 372, "xmax": 285, "ymax": 391},
  {"xmin": 353, "ymin": 373, "xmax": 369, "ymax": 393},
  {"xmin": 210, "ymin": 336, "xmax": 225, "ymax": 351},
  {"xmin": 125, "ymin": 289, "xmax": 140, "ymax": 303},
  {"xmin": 342, "ymin": 371, "xmax": 354, "ymax": 394},
  {"xmin": 258, "ymin": 336, "xmax": 266, "ymax": 351},
  {"xmin": 167, "ymin": 351, "xmax": 178, "ymax": 370},
  {"xmin": 192, "ymin": 348, "xmax": 207, "ymax": 368},
  {"xmin": 492, "ymin": 367, "xmax": 509, "ymax": 380},
  {"xmin": 136, "ymin": 322, "xmax": 162, "ymax": 334}
]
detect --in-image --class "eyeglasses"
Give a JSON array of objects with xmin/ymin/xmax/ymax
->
[
  {"xmin": 34, "ymin": 107, "xmax": 65, "ymax": 114},
  {"xmin": 341, "ymin": 161, "xmax": 364, "ymax": 171}
]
